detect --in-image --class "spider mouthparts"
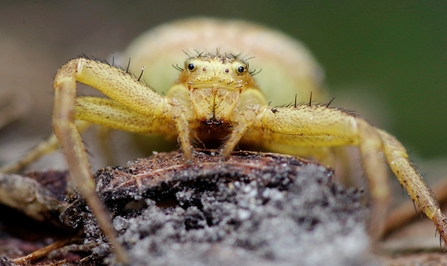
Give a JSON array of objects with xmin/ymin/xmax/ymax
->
[{"xmin": 195, "ymin": 119, "xmax": 231, "ymax": 148}]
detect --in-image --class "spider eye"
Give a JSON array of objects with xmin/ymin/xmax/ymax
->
[
  {"xmin": 237, "ymin": 65, "xmax": 245, "ymax": 74},
  {"xmin": 188, "ymin": 63, "xmax": 195, "ymax": 71}
]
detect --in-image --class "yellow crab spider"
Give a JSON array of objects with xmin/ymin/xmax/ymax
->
[{"xmin": 2, "ymin": 18, "xmax": 446, "ymax": 264}]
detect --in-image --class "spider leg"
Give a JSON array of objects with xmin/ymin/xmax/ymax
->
[
  {"xmin": 75, "ymin": 96, "xmax": 193, "ymax": 161},
  {"xmin": 250, "ymin": 104, "xmax": 447, "ymax": 243},
  {"xmin": 75, "ymin": 97, "xmax": 176, "ymax": 135},
  {"xmin": 220, "ymin": 121, "xmax": 251, "ymax": 160},
  {"xmin": 220, "ymin": 88, "xmax": 266, "ymax": 159},
  {"xmin": 54, "ymin": 65, "xmax": 126, "ymax": 264},
  {"xmin": 377, "ymin": 129, "xmax": 447, "ymax": 242},
  {"xmin": 52, "ymin": 57, "xmax": 184, "ymax": 263}
]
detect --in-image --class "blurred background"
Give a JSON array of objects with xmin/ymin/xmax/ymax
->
[{"xmin": 0, "ymin": 1, "xmax": 446, "ymax": 172}]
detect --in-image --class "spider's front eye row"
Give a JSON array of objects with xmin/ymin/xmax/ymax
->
[
  {"xmin": 237, "ymin": 64, "xmax": 247, "ymax": 74},
  {"xmin": 187, "ymin": 62, "xmax": 195, "ymax": 71}
]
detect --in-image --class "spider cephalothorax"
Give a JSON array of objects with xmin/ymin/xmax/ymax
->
[{"xmin": 167, "ymin": 53, "xmax": 261, "ymax": 146}]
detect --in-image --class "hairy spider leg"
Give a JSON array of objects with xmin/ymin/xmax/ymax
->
[
  {"xmin": 233, "ymin": 104, "xmax": 447, "ymax": 242},
  {"xmin": 52, "ymin": 58, "xmax": 192, "ymax": 264}
]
